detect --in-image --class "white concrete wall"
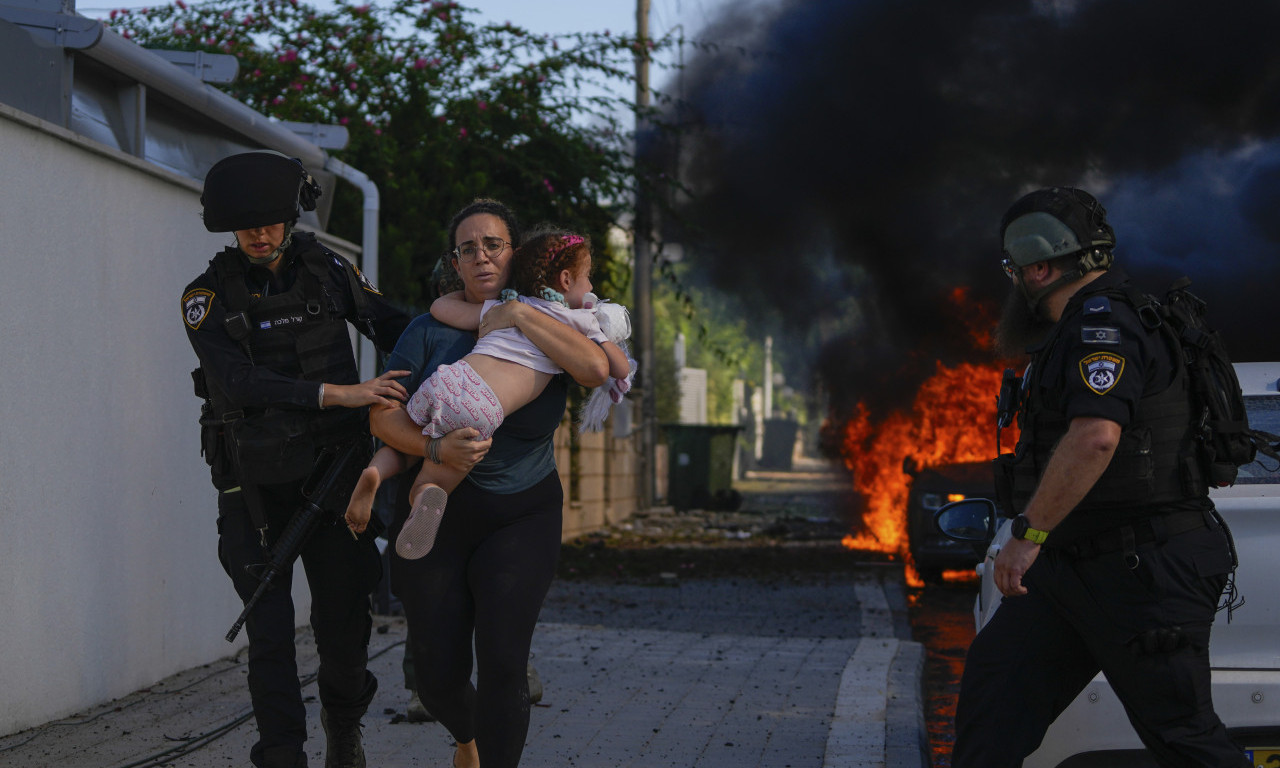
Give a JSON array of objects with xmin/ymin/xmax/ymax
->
[{"xmin": 0, "ymin": 104, "xmax": 311, "ymax": 736}]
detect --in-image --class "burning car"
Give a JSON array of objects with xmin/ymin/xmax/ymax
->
[
  {"xmin": 937, "ymin": 361, "xmax": 1280, "ymax": 767},
  {"xmin": 903, "ymin": 458, "xmax": 993, "ymax": 583}
]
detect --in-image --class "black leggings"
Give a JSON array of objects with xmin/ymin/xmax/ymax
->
[{"xmin": 389, "ymin": 471, "xmax": 562, "ymax": 768}]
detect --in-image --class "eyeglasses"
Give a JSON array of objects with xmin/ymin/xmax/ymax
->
[
  {"xmin": 1000, "ymin": 257, "xmax": 1020, "ymax": 280},
  {"xmin": 453, "ymin": 237, "xmax": 511, "ymax": 263}
]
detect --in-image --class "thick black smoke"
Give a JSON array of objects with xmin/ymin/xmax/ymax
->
[{"xmin": 665, "ymin": 0, "xmax": 1280, "ymax": 417}]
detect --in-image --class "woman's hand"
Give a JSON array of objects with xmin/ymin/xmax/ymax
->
[
  {"xmin": 477, "ymin": 300, "xmax": 522, "ymax": 339},
  {"xmin": 481, "ymin": 301, "xmax": 608, "ymax": 387},
  {"xmin": 323, "ymin": 370, "xmax": 409, "ymax": 409},
  {"xmin": 433, "ymin": 427, "xmax": 493, "ymax": 471}
]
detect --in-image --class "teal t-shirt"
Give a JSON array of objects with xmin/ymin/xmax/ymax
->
[{"xmin": 385, "ymin": 313, "xmax": 565, "ymax": 494}]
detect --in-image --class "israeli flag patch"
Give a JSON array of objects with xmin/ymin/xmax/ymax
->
[{"xmin": 1081, "ymin": 326, "xmax": 1121, "ymax": 345}]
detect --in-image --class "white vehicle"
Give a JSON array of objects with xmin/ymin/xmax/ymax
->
[{"xmin": 937, "ymin": 362, "xmax": 1280, "ymax": 767}]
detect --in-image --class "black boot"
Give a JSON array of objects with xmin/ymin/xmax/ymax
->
[
  {"xmin": 320, "ymin": 708, "xmax": 366, "ymax": 768},
  {"xmin": 257, "ymin": 744, "xmax": 307, "ymax": 768}
]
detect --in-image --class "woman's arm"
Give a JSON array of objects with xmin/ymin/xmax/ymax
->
[
  {"xmin": 430, "ymin": 290, "xmax": 483, "ymax": 331},
  {"xmin": 369, "ymin": 403, "xmax": 491, "ymax": 470},
  {"xmin": 479, "ymin": 301, "xmax": 609, "ymax": 387},
  {"xmin": 601, "ymin": 341, "xmax": 632, "ymax": 380}
]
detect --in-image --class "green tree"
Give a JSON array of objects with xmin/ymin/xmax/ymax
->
[
  {"xmin": 651, "ymin": 258, "xmax": 761, "ymax": 425},
  {"xmin": 111, "ymin": 0, "xmax": 669, "ymax": 309}
]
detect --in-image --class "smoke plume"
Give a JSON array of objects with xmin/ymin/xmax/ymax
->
[{"xmin": 667, "ymin": 0, "xmax": 1280, "ymax": 417}]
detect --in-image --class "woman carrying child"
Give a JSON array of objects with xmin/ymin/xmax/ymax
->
[
  {"xmin": 365, "ymin": 201, "xmax": 623, "ymax": 768},
  {"xmin": 346, "ymin": 231, "xmax": 632, "ymax": 556}
]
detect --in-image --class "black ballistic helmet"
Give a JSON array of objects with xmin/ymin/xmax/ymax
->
[
  {"xmin": 1000, "ymin": 187, "xmax": 1116, "ymax": 267},
  {"xmin": 200, "ymin": 151, "xmax": 322, "ymax": 232}
]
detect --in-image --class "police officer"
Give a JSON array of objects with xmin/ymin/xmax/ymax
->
[
  {"xmin": 951, "ymin": 188, "xmax": 1247, "ymax": 767},
  {"xmin": 181, "ymin": 151, "xmax": 411, "ymax": 768}
]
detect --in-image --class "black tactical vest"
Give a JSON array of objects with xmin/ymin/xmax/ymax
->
[
  {"xmin": 214, "ymin": 239, "xmax": 358, "ymax": 392},
  {"xmin": 1000, "ymin": 294, "xmax": 1208, "ymax": 517},
  {"xmin": 205, "ymin": 236, "xmax": 368, "ymax": 483}
]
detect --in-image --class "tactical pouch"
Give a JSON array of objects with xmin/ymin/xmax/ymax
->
[
  {"xmin": 193, "ymin": 368, "xmax": 238, "ymax": 491},
  {"xmin": 198, "ymin": 405, "xmax": 238, "ymax": 491},
  {"xmin": 229, "ymin": 410, "xmax": 317, "ymax": 485}
]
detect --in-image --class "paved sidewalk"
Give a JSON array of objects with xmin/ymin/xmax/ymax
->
[{"xmin": 0, "ymin": 569, "xmax": 926, "ymax": 768}]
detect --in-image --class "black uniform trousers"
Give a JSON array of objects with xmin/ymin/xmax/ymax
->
[
  {"xmin": 217, "ymin": 480, "xmax": 382, "ymax": 767},
  {"xmin": 952, "ymin": 517, "xmax": 1247, "ymax": 768},
  {"xmin": 389, "ymin": 471, "xmax": 563, "ymax": 768}
]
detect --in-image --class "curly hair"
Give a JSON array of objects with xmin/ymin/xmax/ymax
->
[{"xmin": 511, "ymin": 228, "xmax": 592, "ymax": 299}]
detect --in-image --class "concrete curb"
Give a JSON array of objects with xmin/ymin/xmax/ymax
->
[
  {"xmin": 886, "ymin": 640, "xmax": 929, "ymax": 768},
  {"xmin": 823, "ymin": 638, "xmax": 928, "ymax": 768}
]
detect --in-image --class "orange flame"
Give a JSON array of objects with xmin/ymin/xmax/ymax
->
[{"xmin": 839, "ymin": 361, "xmax": 1015, "ymax": 558}]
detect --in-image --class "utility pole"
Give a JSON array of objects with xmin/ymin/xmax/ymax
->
[{"xmin": 634, "ymin": 0, "xmax": 657, "ymax": 511}]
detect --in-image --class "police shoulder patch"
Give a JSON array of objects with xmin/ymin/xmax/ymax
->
[
  {"xmin": 182, "ymin": 288, "xmax": 215, "ymax": 330},
  {"xmin": 353, "ymin": 264, "xmax": 382, "ymax": 295},
  {"xmin": 1081, "ymin": 326, "xmax": 1121, "ymax": 345},
  {"xmin": 1082, "ymin": 295, "xmax": 1112, "ymax": 317},
  {"xmin": 1079, "ymin": 351, "xmax": 1125, "ymax": 395}
]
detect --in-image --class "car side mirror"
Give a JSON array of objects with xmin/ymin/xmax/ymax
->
[{"xmin": 934, "ymin": 498, "xmax": 998, "ymax": 544}]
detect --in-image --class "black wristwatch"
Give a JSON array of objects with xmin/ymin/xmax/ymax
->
[{"xmin": 1011, "ymin": 514, "xmax": 1049, "ymax": 545}]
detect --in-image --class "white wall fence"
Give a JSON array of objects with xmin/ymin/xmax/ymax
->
[{"xmin": 0, "ymin": 103, "xmax": 305, "ymax": 737}]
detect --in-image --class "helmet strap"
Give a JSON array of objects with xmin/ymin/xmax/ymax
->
[
  {"xmin": 242, "ymin": 226, "xmax": 294, "ymax": 266},
  {"xmin": 1021, "ymin": 268, "xmax": 1080, "ymax": 315},
  {"xmin": 1020, "ymin": 248, "xmax": 1113, "ymax": 314}
]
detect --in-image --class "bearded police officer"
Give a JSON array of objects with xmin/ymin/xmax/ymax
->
[
  {"xmin": 951, "ymin": 188, "xmax": 1247, "ymax": 767},
  {"xmin": 181, "ymin": 151, "xmax": 411, "ymax": 768}
]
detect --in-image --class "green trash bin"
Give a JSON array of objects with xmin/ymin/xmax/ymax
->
[{"xmin": 662, "ymin": 424, "xmax": 742, "ymax": 511}]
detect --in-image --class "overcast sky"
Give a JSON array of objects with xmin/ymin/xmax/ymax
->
[{"xmin": 78, "ymin": 0, "xmax": 725, "ymax": 40}]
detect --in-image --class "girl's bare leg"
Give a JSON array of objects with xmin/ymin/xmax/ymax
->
[
  {"xmin": 344, "ymin": 446, "xmax": 409, "ymax": 534},
  {"xmin": 395, "ymin": 457, "xmax": 471, "ymax": 560}
]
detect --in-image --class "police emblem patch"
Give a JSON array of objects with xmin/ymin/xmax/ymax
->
[
  {"xmin": 182, "ymin": 288, "xmax": 214, "ymax": 330},
  {"xmin": 1079, "ymin": 351, "xmax": 1125, "ymax": 395},
  {"xmin": 353, "ymin": 264, "xmax": 382, "ymax": 295}
]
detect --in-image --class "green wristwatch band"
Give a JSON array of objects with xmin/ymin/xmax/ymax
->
[{"xmin": 1012, "ymin": 514, "xmax": 1049, "ymax": 545}]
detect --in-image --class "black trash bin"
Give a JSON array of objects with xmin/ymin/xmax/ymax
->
[
  {"xmin": 759, "ymin": 418, "xmax": 799, "ymax": 470},
  {"xmin": 662, "ymin": 424, "xmax": 742, "ymax": 511}
]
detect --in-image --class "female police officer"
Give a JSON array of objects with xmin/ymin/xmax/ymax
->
[{"xmin": 180, "ymin": 151, "xmax": 410, "ymax": 768}]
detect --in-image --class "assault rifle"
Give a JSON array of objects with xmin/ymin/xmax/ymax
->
[{"xmin": 225, "ymin": 438, "xmax": 367, "ymax": 642}]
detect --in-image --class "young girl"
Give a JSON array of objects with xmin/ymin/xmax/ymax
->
[{"xmin": 345, "ymin": 231, "xmax": 634, "ymax": 559}]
